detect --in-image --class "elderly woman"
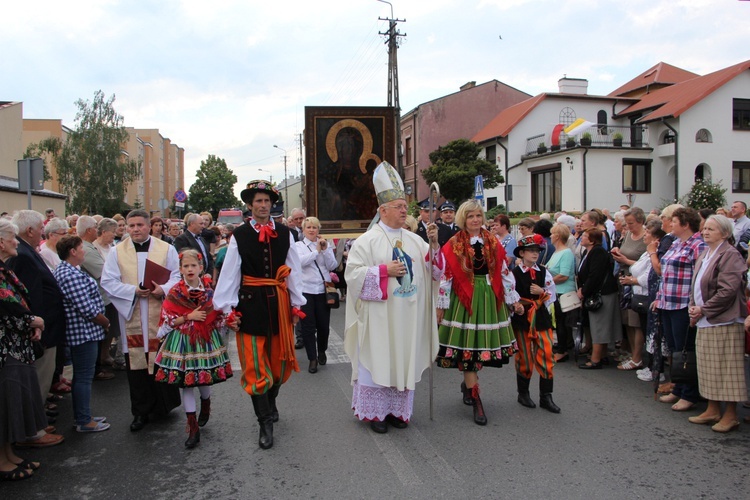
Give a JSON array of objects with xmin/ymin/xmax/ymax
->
[
  {"xmin": 39, "ymin": 218, "xmax": 69, "ymax": 271},
  {"xmin": 612, "ymin": 207, "xmax": 648, "ymax": 370},
  {"xmin": 0, "ymin": 219, "xmax": 48, "ymax": 480},
  {"xmin": 54, "ymin": 235, "xmax": 110, "ymax": 432},
  {"xmin": 94, "ymin": 218, "xmax": 117, "ymax": 259},
  {"xmin": 655, "ymin": 207, "xmax": 706, "ymax": 411},
  {"xmin": 436, "ymin": 199, "xmax": 522, "ymax": 425},
  {"xmin": 577, "ymin": 228, "xmax": 621, "ymax": 369},
  {"xmin": 294, "ymin": 217, "xmax": 337, "ymax": 374},
  {"xmin": 685, "ymin": 215, "xmax": 748, "ymax": 432},
  {"xmin": 150, "ymin": 217, "xmax": 173, "ymax": 245},
  {"xmin": 549, "ymin": 223, "xmax": 576, "ymax": 362},
  {"xmin": 493, "ymin": 214, "xmax": 516, "ymax": 267}
]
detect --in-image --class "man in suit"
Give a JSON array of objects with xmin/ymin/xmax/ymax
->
[
  {"xmin": 174, "ymin": 213, "xmax": 214, "ymax": 276},
  {"xmin": 439, "ymin": 201, "xmax": 460, "ymax": 245},
  {"xmin": 416, "ymin": 198, "xmax": 452, "ymax": 246},
  {"xmin": 8, "ymin": 210, "xmax": 65, "ymax": 447},
  {"xmin": 288, "ymin": 208, "xmax": 305, "ymax": 242}
]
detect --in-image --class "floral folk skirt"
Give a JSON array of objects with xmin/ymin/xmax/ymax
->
[
  {"xmin": 154, "ymin": 328, "xmax": 233, "ymax": 387},
  {"xmin": 436, "ymin": 277, "xmax": 517, "ymax": 371}
]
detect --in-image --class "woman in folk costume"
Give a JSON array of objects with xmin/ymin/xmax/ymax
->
[
  {"xmin": 436, "ymin": 199, "xmax": 522, "ymax": 426},
  {"xmin": 511, "ymin": 234, "xmax": 560, "ymax": 413},
  {"xmin": 154, "ymin": 249, "xmax": 237, "ymax": 448},
  {"xmin": 344, "ymin": 162, "xmax": 443, "ymax": 434}
]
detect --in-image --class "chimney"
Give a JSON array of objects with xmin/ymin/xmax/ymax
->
[
  {"xmin": 558, "ymin": 77, "xmax": 588, "ymax": 95},
  {"xmin": 460, "ymin": 81, "xmax": 476, "ymax": 91}
]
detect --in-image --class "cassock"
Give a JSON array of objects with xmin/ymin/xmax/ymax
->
[
  {"xmin": 344, "ymin": 221, "xmax": 443, "ymax": 422},
  {"xmin": 101, "ymin": 236, "xmax": 182, "ymax": 417}
]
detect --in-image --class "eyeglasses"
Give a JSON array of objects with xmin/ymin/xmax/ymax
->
[
  {"xmin": 53, "ymin": 231, "xmax": 68, "ymax": 236},
  {"xmin": 292, "ymin": 217, "xmax": 305, "ymax": 221},
  {"xmin": 385, "ymin": 203, "xmax": 408, "ymax": 211}
]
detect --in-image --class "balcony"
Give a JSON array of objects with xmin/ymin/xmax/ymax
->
[{"xmin": 524, "ymin": 125, "xmax": 650, "ymax": 156}]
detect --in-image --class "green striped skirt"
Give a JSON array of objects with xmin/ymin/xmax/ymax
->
[
  {"xmin": 154, "ymin": 329, "xmax": 233, "ymax": 387},
  {"xmin": 437, "ymin": 276, "xmax": 517, "ymax": 371}
]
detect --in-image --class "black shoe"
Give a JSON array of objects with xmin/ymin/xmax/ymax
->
[
  {"xmin": 370, "ymin": 420, "xmax": 388, "ymax": 433},
  {"xmin": 460, "ymin": 382, "xmax": 475, "ymax": 406},
  {"xmin": 385, "ymin": 414, "xmax": 408, "ymax": 429},
  {"xmin": 308, "ymin": 360, "xmax": 318, "ymax": 374},
  {"xmin": 517, "ymin": 393, "xmax": 536, "ymax": 408},
  {"xmin": 130, "ymin": 415, "xmax": 149, "ymax": 432},
  {"xmin": 471, "ymin": 385, "xmax": 487, "ymax": 426},
  {"xmin": 539, "ymin": 378, "xmax": 560, "ymax": 413},
  {"xmin": 516, "ymin": 374, "xmax": 536, "ymax": 408},
  {"xmin": 197, "ymin": 398, "xmax": 211, "ymax": 427},
  {"xmin": 318, "ymin": 352, "xmax": 327, "ymax": 365},
  {"xmin": 295, "ymin": 339, "xmax": 304, "ymax": 350},
  {"xmin": 251, "ymin": 395, "xmax": 274, "ymax": 449},
  {"xmin": 579, "ymin": 361, "xmax": 603, "ymax": 370},
  {"xmin": 268, "ymin": 385, "xmax": 280, "ymax": 423},
  {"xmin": 555, "ymin": 353, "xmax": 569, "ymax": 363}
]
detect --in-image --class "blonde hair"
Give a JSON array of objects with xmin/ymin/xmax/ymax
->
[
  {"xmin": 551, "ymin": 223, "xmax": 570, "ymax": 242},
  {"xmin": 178, "ymin": 248, "xmax": 203, "ymax": 268},
  {"xmin": 302, "ymin": 216, "xmax": 321, "ymax": 230},
  {"xmin": 455, "ymin": 199, "xmax": 485, "ymax": 230},
  {"xmin": 403, "ymin": 215, "xmax": 417, "ymax": 232}
]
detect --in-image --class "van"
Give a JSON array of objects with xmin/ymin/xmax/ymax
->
[{"xmin": 217, "ymin": 209, "xmax": 244, "ymax": 225}]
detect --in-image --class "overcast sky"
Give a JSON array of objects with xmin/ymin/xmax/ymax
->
[{"xmin": 3, "ymin": 0, "xmax": 749, "ymax": 198}]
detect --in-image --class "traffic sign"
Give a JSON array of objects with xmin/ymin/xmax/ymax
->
[
  {"xmin": 474, "ymin": 175, "xmax": 484, "ymax": 200},
  {"xmin": 175, "ymin": 201, "xmax": 185, "ymax": 208},
  {"xmin": 158, "ymin": 198, "xmax": 169, "ymax": 210},
  {"xmin": 174, "ymin": 189, "xmax": 187, "ymax": 202}
]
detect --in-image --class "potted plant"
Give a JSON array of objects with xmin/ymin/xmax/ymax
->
[
  {"xmin": 612, "ymin": 132, "xmax": 623, "ymax": 147},
  {"xmin": 537, "ymin": 142, "xmax": 547, "ymax": 154},
  {"xmin": 551, "ymin": 143, "xmax": 561, "ymax": 151},
  {"xmin": 566, "ymin": 136, "xmax": 576, "ymax": 148},
  {"xmin": 580, "ymin": 132, "xmax": 592, "ymax": 146}
]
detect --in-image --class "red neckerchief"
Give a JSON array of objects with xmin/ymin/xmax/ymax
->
[
  {"xmin": 519, "ymin": 263, "xmax": 539, "ymax": 280},
  {"xmin": 441, "ymin": 228, "xmax": 506, "ymax": 316},
  {"xmin": 161, "ymin": 275, "xmax": 220, "ymax": 344},
  {"xmin": 253, "ymin": 220, "xmax": 278, "ymax": 243}
]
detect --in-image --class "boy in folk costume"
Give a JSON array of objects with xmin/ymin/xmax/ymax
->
[
  {"xmin": 511, "ymin": 234, "xmax": 560, "ymax": 413},
  {"xmin": 213, "ymin": 180, "xmax": 306, "ymax": 450}
]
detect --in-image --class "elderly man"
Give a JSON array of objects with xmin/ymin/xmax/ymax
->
[
  {"xmin": 287, "ymin": 208, "xmax": 305, "ymax": 242},
  {"xmin": 77, "ymin": 215, "xmax": 115, "ymax": 380},
  {"xmin": 344, "ymin": 162, "xmax": 443, "ymax": 433},
  {"xmin": 174, "ymin": 213, "xmax": 213, "ymax": 276},
  {"xmin": 730, "ymin": 200, "xmax": 750, "ymax": 242},
  {"xmin": 8, "ymin": 210, "xmax": 65, "ymax": 447},
  {"xmin": 214, "ymin": 180, "xmax": 305, "ymax": 450},
  {"xmin": 101, "ymin": 210, "xmax": 181, "ymax": 432}
]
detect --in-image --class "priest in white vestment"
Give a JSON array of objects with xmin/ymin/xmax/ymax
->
[
  {"xmin": 101, "ymin": 210, "xmax": 181, "ymax": 432},
  {"xmin": 344, "ymin": 162, "xmax": 443, "ymax": 433}
]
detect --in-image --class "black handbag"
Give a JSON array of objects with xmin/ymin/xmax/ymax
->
[
  {"xmin": 630, "ymin": 294, "xmax": 649, "ymax": 314},
  {"xmin": 583, "ymin": 292, "xmax": 603, "ymax": 311},
  {"xmin": 670, "ymin": 326, "xmax": 698, "ymax": 385},
  {"xmin": 325, "ymin": 282, "xmax": 340, "ymax": 309}
]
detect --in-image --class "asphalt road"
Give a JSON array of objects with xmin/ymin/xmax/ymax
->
[{"xmin": 5, "ymin": 305, "xmax": 748, "ymax": 499}]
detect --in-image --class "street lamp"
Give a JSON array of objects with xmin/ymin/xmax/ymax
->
[
  {"xmin": 273, "ymin": 145, "xmax": 289, "ymax": 216},
  {"xmin": 258, "ymin": 168, "xmax": 273, "ymax": 183}
]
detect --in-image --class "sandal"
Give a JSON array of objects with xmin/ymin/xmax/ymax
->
[
  {"xmin": 659, "ymin": 393, "xmax": 679, "ymax": 404},
  {"xmin": 12, "ymin": 459, "xmax": 40, "ymax": 471},
  {"xmin": 50, "ymin": 381, "xmax": 71, "ymax": 394},
  {"xmin": 617, "ymin": 359, "xmax": 643, "ymax": 371},
  {"xmin": 671, "ymin": 400, "xmax": 695, "ymax": 412},
  {"xmin": 0, "ymin": 465, "xmax": 34, "ymax": 481}
]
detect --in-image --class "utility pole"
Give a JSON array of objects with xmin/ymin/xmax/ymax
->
[
  {"xmin": 378, "ymin": 1, "xmax": 406, "ymax": 179},
  {"xmin": 273, "ymin": 145, "xmax": 289, "ymax": 217}
]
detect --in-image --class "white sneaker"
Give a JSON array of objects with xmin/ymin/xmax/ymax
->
[{"xmin": 637, "ymin": 368, "xmax": 653, "ymax": 381}]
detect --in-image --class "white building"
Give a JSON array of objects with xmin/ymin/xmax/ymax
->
[{"xmin": 473, "ymin": 60, "xmax": 750, "ymax": 213}]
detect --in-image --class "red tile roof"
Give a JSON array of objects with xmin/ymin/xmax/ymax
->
[
  {"xmin": 618, "ymin": 59, "xmax": 750, "ymax": 123},
  {"xmin": 472, "ymin": 94, "xmax": 548, "ymax": 143},
  {"xmin": 608, "ymin": 62, "xmax": 699, "ymax": 97}
]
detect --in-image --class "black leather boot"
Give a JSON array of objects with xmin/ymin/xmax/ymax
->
[
  {"xmin": 185, "ymin": 412, "xmax": 200, "ymax": 449},
  {"xmin": 460, "ymin": 382, "xmax": 475, "ymax": 406},
  {"xmin": 471, "ymin": 384, "xmax": 487, "ymax": 426},
  {"xmin": 517, "ymin": 374, "xmax": 536, "ymax": 408},
  {"xmin": 539, "ymin": 378, "xmax": 561, "ymax": 414},
  {"xmin": 268, "ymin": 385, "xmax": 280, "ymax": 422},
  {"xmin": 251, "ymin": 394, "xmax": 274, "ymax": 449},
  {"xmin": 197, "ymin": 397, "xmax": 211, "ymax": 427}
]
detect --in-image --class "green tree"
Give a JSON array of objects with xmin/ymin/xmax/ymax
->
[
  {"xmin": 684, "ymin": 179, "xmax": 727, "ymax": 210},
  {"xmin": 24, "ymin": 136, "xmax": 62, "ymax": 182},
  {"xmin": 421, "ymin": 139, "xmax": 503, "ymax": 204},
  {"xmin": 188, "ymin": 155, "xmax": 241, "ymax": 218},
  {"xmin": 50, "ymin": 90, "xmax": 141, "ymax": 215}
]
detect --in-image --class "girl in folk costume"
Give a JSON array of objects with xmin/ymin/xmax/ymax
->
[
  {"xmin": 436, "ymin": 199, "xmax": 523, "ymax": 426},
  {"xmin": 511, "ymin": 234, "xmax": 560, "ymax": 413},
  {"xmin": 154, "ymin": 249, "xmax": 238, "ymax": 448}
]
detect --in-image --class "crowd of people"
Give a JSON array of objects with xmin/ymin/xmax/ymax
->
[{"xmin": 2, "ymin": 178, "xmax": 750, "ymax": 481}]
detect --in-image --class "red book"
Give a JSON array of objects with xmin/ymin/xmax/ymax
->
[{"xmin": 142, "ymin": 259, "xmax": 171, "ymax": 291}]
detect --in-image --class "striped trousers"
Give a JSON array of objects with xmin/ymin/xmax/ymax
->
[
  {"xmin": 236, "ymin": 333, "xmax": 294, "ymax": 396},
  {"xmin": 514, "ymin": 327, "xmax": 555, "ymax": 380}
]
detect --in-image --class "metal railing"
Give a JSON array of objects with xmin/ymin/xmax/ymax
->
[{"xmin": 525, "ymin": 125, "xmax": 650, "ymax": 155}]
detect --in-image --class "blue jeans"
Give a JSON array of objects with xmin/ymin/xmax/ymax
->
[
  {"xmin": 70, "ymin": 341, "xmax": 99, "ymax": 426},
  {"xmin": 659, "ymin": 308, "xmax": 699, "ymax": 403}
]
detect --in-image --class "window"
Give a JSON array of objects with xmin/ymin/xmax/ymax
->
[
  {"xmin": 531, "ymin": 168, "xmax": 561, "ymax": 212},
  {"xmin": 622, "ymin": 159, "xmax": 651, "ymax": 193},
  {"xmin": 732, "ymin": 161, "xmax": 750, "ymax": 192},
  {"xmin": 486, "ymin": 145, "xmax": 496, "ymax": 164},
  {"xmin": 695, "ymin": 129, "xmax": 712, "ymax": 143},
  {"xmin": 405, "ymin": 137, "xmax": 412, "ymax": 165},
  {"xmin": 487, "ymin": 197, "xmax": 497, "ymax": 210},
  {"xmin": 559, "ymin": 107, "xmax": 576, "ymax": 127},
  {"xmin": 733, "ymin": 99, "xmax": 750, "ymax": 130},
  {"xmin": 597, "ymin": 110, "xmax": 607, "ymax": 135}
]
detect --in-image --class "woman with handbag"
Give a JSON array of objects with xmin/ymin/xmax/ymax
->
[
  {"xmin": 654, "ymin": 207, "xmax": 706, "ymax": 411},
  {"xmin": 577, "ymin": 228, "xmax": 621, "ymax": 369},
  {"xmin": 686, "ymin": 215, "xmax": 747, "ymax": 432},
  {"xmin": 611, "ymin": 207, "xmax": 648, "ymax": 370},
  {"xmin": 548, "ymin": 223, "xmax": 577, "ymax": 362},
  {"xmin": 294, "ymin": 217, "xmax": 337, "ymax": 374}
]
